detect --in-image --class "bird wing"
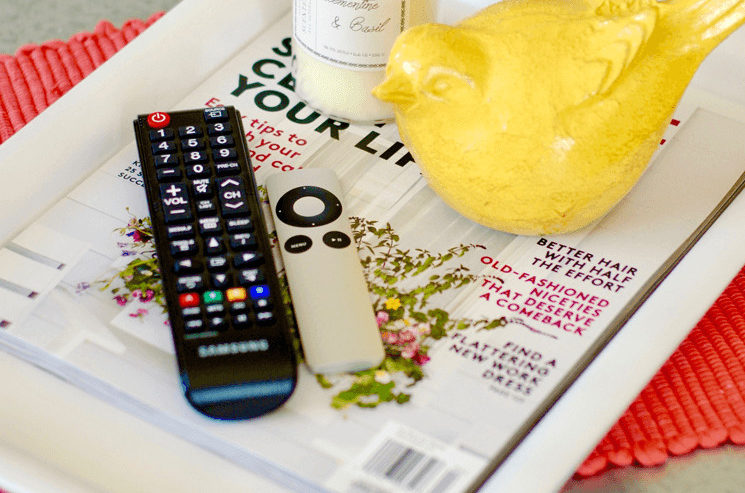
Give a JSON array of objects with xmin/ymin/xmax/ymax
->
[{"xmin": 584, "ymin": 6, "xmax": 658, "ymax": 95}]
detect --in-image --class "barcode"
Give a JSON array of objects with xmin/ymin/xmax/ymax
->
[{"xmin": 362, "ymin": 438, "xmax": 462, "ymax": 492}]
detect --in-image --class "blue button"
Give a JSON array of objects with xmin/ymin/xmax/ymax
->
[{"xmin": 250, "ymin": 285, "xmax": 270, "ymax": 300}]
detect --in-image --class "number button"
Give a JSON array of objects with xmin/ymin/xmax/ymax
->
[
  {"xmin": 181, "ymin": 138, "xmax": 205, "ymax": 151},
  {"xmin": 184, "ymin": 150, "xmax": 208, "ymax": 164},
  {"xmin": 210, "ymin": 135, "xmax": 234, "ymax": 148},
  {"xmin": 154, "ymin": 154, "xmax": 179, "ymax": 168},
  {"xmin": 186, "ymin": 163, "xmax": 210, "ymax": 179},
  {"xmin": 178, "ymin": 125, "xmax": 203, "ymax": 138},
  {"xmin": 151, "ymin": 141, "xmax": 177, "ymax": 154},
  {"xmin": 149, "ymin": 128, "xmax": 174, "ymax": 142},
  {"xmin": 207, "ymin": 122, "xmax": 232, "ymax": 135},
  {"xmin": 213, "ymin": 148, "xmax": 237, "ymax": 162}
]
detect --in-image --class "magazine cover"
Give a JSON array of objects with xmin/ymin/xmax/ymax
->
[{"xmin": 1, "ymin": 11, "xmax": 744, "ymax": 493}]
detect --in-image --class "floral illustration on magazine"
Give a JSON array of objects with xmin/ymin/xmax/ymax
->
[
  {"xmin": 99, "ymin": 211, "xmax": 166, "ymax": 322},
  {"xmin": 99, "ymin": 211, "xmax": 506, "ymax": 409}
]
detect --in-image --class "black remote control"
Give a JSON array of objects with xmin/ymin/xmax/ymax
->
[{"xmin": 133, "ymin": 106, "xmax": 297, "ymax": 420}]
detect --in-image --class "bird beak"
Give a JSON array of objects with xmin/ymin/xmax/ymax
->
[{"xmin": 373, "ymin": 75, "xmax": 416, "ymax": 107}]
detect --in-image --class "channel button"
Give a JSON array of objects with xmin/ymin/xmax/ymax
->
[{"xmin": 217, "ymin": 177, "xmax": 249, "ymax": 216}]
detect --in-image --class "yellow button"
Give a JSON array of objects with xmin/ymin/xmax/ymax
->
[{"xmin": 226, "ymin": 287, "xmax": 247, "ymax": 303}]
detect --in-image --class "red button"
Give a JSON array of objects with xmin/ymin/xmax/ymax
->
[
  {"xmin": 179, "ymin": 293, "xmax": 200, "ymax": 308},
  {"xmin": 147, "ymin": 112, "xmax": 171, "ymax": 129}
]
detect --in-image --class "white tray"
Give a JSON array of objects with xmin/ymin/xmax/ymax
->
[{"xmin": 1, "ymin": 1, "xmax": 744, "ymax": 492}]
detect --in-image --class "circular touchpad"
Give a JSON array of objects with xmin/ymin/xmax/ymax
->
[
  {"xmin": 294, "ymin": 196, "xmax": 326, "ymax": 217},
  {"xmin": 274, "ymin": 186, "xmax": 343, "ymax": 228}
]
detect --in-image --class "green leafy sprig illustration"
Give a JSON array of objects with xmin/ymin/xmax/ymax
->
[{"xmin": 317, "ymin": 218, "xmax": 505, "ymax": 409}]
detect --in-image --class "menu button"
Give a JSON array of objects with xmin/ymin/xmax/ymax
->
[{"xmin": 284, "ymin": 235, "xmax": 312, "ymax": 254}]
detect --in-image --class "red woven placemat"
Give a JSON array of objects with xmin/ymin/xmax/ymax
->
[
  {"xmin": 576, "ymin": 267, "xmax": 745, "ymax": 477},
  {"xmin": 2, "ymin": 12, "xmax": 745, "ymax": 481},
  {"xmin": 0, "ymin": 13, "xmax": 162, "ymax": 142}
]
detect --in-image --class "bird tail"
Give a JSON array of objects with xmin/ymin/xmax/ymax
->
[{"xmin": 661, "ymin": 0, "xmax": 745, "ymax": 50}]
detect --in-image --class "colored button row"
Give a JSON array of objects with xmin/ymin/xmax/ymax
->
[{"xmin": 178, "ymin": 285, "xmax": 270, "ymax": 308}]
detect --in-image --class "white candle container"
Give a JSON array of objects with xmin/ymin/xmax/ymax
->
[{"xmin": 292, "ymin": 0, "xmax": 435, "ymax": 123}]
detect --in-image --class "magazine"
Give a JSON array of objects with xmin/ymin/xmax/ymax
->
[{"xmin": 1, "ymin": 11, "xmax": 745, "ymax": 493}]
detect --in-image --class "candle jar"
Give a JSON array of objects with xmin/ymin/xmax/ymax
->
[{"xmin": 292, "ymin": 0, "xmax": 435, "ymax": 123}]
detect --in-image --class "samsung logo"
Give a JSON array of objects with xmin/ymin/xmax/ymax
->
[{"xmin": 198, "ymin": 339, "xmax": 270, "ymax": 358}]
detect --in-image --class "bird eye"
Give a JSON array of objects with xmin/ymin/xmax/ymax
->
[{"xmin": 422, "ymin": 67, "xmax": 474, "ymax": 101}]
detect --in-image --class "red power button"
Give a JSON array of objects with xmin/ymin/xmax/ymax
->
[{"xmin": 147, "ymin": 111, "xmax": 171, "ymax": 129}]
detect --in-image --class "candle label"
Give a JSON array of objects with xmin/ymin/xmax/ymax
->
[{"xmin": 293, "ymin": 0, "xmax": 410, "ymax": 71}]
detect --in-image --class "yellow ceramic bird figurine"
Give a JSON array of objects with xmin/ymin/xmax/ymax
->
[{"xmin": 373, "ymin": 0, "xmax": 745, "ymax": 235}]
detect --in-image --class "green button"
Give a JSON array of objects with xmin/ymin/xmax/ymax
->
[{"xmin": 203, "ymin": 290, "xmax": 223, "ymax": 304}]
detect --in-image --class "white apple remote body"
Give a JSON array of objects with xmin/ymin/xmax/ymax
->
[{"xmin": 265, "ymin": 168, "xmax": 385, "ymax": 374}]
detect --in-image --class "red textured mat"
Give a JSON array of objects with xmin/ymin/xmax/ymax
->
[
  {"xmin": 0, "ymin": 13, "xmax": 162, "ymax": 142},
  {"xmin": 2, "ymin": 12, "xmax": 745, "ymax": 481}
]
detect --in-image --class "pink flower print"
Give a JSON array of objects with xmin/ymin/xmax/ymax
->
[
  {"xmin": 417, "ymin": 323, "xmax": 431, "ymax": 336},
  {"xmin": 381, "ymin": 331, "xmax": 398, "ymax": 344},
  {"xmin": 131, "ymin": 289, "xmax": 142, "ymax": 299},
  {"xmin": 401, "ymin": 342, "xmax": 420, "ymax": 359},
  {"xmin": 128, "ymin": 308, "xmax": 149, "ymax": 318},
  {"xmin": 140, "ymin": 289, "xmax": 155, "ymax": 302},
  {"xmin": 376, "ymin": 311, "xmax": 389, "ymax": 327},
  {"xmin": 114, "ymin": 295, "xmax": 128, "ymax": 306},
  {"xmin": 399, "ymin": 329, "xmax": 417, "ymax": 344},
  {"xmin": 413, "ymin": 352, "xmax": 430, "ymax": 365}
]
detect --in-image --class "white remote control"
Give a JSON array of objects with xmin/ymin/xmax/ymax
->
[{"xmin": 266, "ymin": 168, "xmax": 384, "ymax": 374}]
